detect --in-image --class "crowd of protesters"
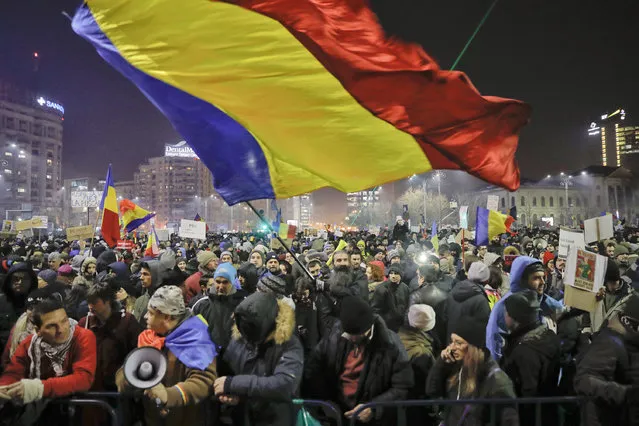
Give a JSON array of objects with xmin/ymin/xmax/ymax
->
[{"xmin": 0, "ymin": 216, "xmax": 639, "ymax": 425}]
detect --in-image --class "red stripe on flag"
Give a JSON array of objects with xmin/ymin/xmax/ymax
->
[
  {"xmin": 101, "ymin": 209, "xmax": 120, "ymax": 248},
  {"xmin": 237, "ymin": 0, "xmax": 530, "ymax": 190}
]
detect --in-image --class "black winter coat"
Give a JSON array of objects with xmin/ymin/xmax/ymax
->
[
  {"xmin": 304, "ymin": 316, "xmax": 414, "ymax": 425},
  {"xmin": 574, "ymin": 322, "xmax": 639, "ymax": 426},
  {"xmin": 445, "ymin": 280, "xmax": 491, "ymax": 341},
  {"xmin": 426, "ymin": 355, "xmax": 519, "ymax": 426},
  {"xmin": 0, "ymin": 263, "xmax": 37, "ymax": 359},
  {"xmin": 371, "ymin": 281, "xmax": 410, "ymax": 332},
  {"xmin": 501, "ymin": 323, "xmax": 561, "ymax": 426},
  {"xmin": 191, "ymin": 290, "xmax": 245, "ymax": 356},
  {"xmin": 409, "ymin": 283, "xmax": 448, "ymax": 344}
]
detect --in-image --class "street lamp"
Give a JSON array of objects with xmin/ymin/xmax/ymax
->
[{"xmin": 560, "ymin": 174, "xmax": 573, "ymax": 226}]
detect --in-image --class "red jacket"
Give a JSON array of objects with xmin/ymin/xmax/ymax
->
[
  {"xmin": 0, "ymin": 326, "xmax": 96, "ymax": 398},
  {"xmin": 184, "ymin": 271, "xmax": 203, "ymax": 304}
]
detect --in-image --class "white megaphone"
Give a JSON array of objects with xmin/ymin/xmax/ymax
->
[{"xmin": 123, "ymin": 347, "xmax": 168, "ymax": 390}]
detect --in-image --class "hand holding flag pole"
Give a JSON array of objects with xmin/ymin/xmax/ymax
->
[{"xmin": 244, "ymin": 201, "xmax": 315, "ymax": 281}]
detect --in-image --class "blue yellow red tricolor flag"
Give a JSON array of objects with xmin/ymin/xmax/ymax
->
[
  {"xmin": 278, "ymin": 223, "xmax": 297, "ymax": 240},
  {"xmin": 120, "ymin": 199, "xmax": 155, "ymax": 233},
  {"xmin": 145, "ymin": 226, "xmax": 160, "ymax": 257},
  {"xmin": 475, "ymin": 207, "xmax": 515, "ymax": 246},
  {"xmin": 72, "ymin": 0, "xmax": 530, "ymax": 205},
  {"xmin": 99, "ymin": 165, "xmax": 120, "ymax": 248}
]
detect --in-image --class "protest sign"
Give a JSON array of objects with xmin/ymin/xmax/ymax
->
[
  {"xmin": 66, "ymin": 225, "xmax": 94, "ymax": 241},
  {"xmin": 155, "ymin": 229, "xmax": 170, "ymax": 242},
  {"xmin": 564, "ymin": 247, "xmax": 607, "ymax": 293},
  {"xmin": 15, "ymin": 217, "xmax": 43, "ymax": 231},
  {"xmin": 564, "ymin": 284, "xmax": 597, "ymax": 312},
  {"xmin": 558, "ymin": 229, "xmax": 585, "ymax": 259},
  {"xmin": 116, "ymin": 240, "xmax": 135, "ymax": 250},
  {"xmin": 486, "ymin": 195, "xmax": 499, "ymax": 211},
  {"xmin": 32, "ymin": 216, "xmax": 48, "ymax": 229},
  {"xmin": 459, "ymin": 206, "xmax": 469, "ymax": 229},
  {"xmin": 583, "ymin": 214, "xmax": 614, "ymax": 244},
  {"xmin": 1, "ymin": 220, "xmax": 13, "ymax": 232},
  {"xmin": 179, "ymin": 219, "xmax": 207, "ymax": 240}
]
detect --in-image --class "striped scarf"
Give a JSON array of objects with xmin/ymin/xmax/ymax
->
[{"xmin": 28, "ymin": 318, "xmax": 77, "ymax": 379}]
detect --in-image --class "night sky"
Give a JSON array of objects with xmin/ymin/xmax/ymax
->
[{"xmin": 1, "ymin": 0, "xmax": 637, "ymax": 183}]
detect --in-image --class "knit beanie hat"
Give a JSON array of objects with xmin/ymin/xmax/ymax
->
[
  {"xmin": 614, "ymin": 245, "xmax": 630, "ymax": 257},
  {"xmin": 257, "ymin": 274, "xmax": 288, "ymax": 297},
  {"xmin": 48, "ymin": 252, "xmax": 62, "ymax": 262},
  {"xmin": 265, "ymin": 252, "xmax": 279, "ymax": 263},
  {"xmin": 214, "ymin": 262, "xmax": 237, "ymax": 283},
  {"xmin": 220, "ymin": 251, "xmax": 232, "ymax": 260},
  {"xmin": 605, "ymin": 260, "xmax": 621, "ymax": 282},
  {"xmin": 71, "ymin": 255, "xmax": 86, "ymax": 273},
  {"xmin": 408, "ymin": 304, "xmax": 436, "ymax": 331},
  {"xmin": 452, "ymin": 320, "xmax": 486, "ymax": 349},
  {"xmin": 542, "ymin": 251, "xmax": 555, "ymax": 266},
  {"xmin": 468, "ymin": 262, "xmax": 490, "ymax": 283},
  {"xmin": 250, "ymin": 249, "xmax": 266, "ymax": 264},
  {"xmin": 340, "ymin": 296, "xmax": 374, "ymax": 335},
  {"xmin": 197, "ymin": 250, "xmax": 218, "ymax": 267},
  {"xmin": 388, "ymin": 264, "xmax": 403, "ymax": 278},
  {"xmin": 58, "ymin": 264, "xmax": 74, "ymax": 277},
  {"xmin": 38, "ymin": 269, "xmax": 57, "ymax": 287},
  {"xmin": 305, "ymin": 249, "xmax": 327, "ymax": 264},
  {"xmin": 387, "ymin": 249, "xmax": 400, "ymax": 262},
  {"xmin": 504, "ymin": 290, "xmax": 540, "ymax": 325},
  {"xmin": 483, "ymin": 252, "xmax": 501, "ymax": 267},
  {"xmin": 148, "ymin": 285, "xmax": 186, "ymax": 316}
]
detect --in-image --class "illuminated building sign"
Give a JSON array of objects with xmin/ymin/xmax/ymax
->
[
  {"xmin": 36, "ymin": 97, "xmax": 64, "ymax": 114},
  {"xmin": 587, "ymin": 122, "xmax": 600, "ymax": 136},
  {"xmin": 164, "ymin": 141, "xmax": 198, "ymax": 158}
]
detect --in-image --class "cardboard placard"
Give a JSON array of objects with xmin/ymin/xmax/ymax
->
[
  {"xmin": 564, "ymin": 284, "xmax": 598, "ymax": 312},
  {"xmin": 459, "ymin": 206, "xmax": 469, "ymax": 229},
  {"xmin": 583, "ymin": 214, "xmax": 614, "ymax": 244},
  {"xmin": 15, "ymin": 217, "xmax": 43, "ymax": 231},
  {"xmin": 565, "ymin": 247, "xmax": 607, "ymax": 293},
  {"xmin": 116, "ymin": 240, "xmax": 135, "ymax": 250},
  {"xmin": 66, "ymin": 225, "xmax": 94, "ymax": 241},
  {"xmin": 487, "ymin": 195, "xmax": 500, "ymax": 211},
  {"xmin": 1, "ymin": 220, "xmax": 13, "ymax": 232},
  {"xmin": 32, "ymin": 216, "xmax": 48, "ymax": 229},
  {"xmin": 179, "ymin": 219, "xmax": 206, "ymax": 240},
  {"xmin": 155, "ymin": 229, "xmax": 170, "ymax": 242},
  {"xmin": 558, "ymin": 229, "xmax": 585, "ymax": 259}
]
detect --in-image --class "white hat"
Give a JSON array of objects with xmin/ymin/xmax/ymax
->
[
  {"xmin": 408, "ymin": 304, "xmax": 436, "ymax": 331},
  {"xmin": 468, "ymin": 262, "xmax": 490, "ymax": 283}
]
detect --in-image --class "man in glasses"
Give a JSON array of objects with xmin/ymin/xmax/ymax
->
[{"xmin": 575, "ymin": 293, "xmax": 639, "ymax": 426}]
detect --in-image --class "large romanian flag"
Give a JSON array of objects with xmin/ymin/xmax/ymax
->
[
  {"xmin": 72, "ymin": 0, "xmax": 530, "ymax": 205},
  {"xmin": 99, "ymin": 165, "xmax": 120, "ymax": 248}
]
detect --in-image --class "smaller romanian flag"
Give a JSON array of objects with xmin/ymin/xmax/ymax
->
[
  {"xmin": 194, "ymin": 213, "xmax": 209, "ymax": 232},
  {"xmin": 145, "ymin": 226, "xmax": 160, "ymax": 257},
  {"xmin": 475, "ymin": 207, "xmax": 515, "ymax": 246},
  {"xmin": 278, "ymin": 223, "xmax": 297, "ymax": 240},
  {"xmin": 99, "ymin": 165, "xmax": 120, "ymax": 248},
  {"xmin": 120, "ymin": 199, "xmax": 155, "ymax": 233}
]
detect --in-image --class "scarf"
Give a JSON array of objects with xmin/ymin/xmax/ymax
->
[
  {"xmin": 138, "ymin": 329, "xmax": 166, "ymax": 350},
  {"xmin": 28, "ymin": 318, "xmax": 77, "ymax": 379}
]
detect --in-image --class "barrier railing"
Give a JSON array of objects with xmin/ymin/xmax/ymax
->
[
  {"xmin": 349, "ymin": 396, "xmax": 584, "ymax": 426},
  {"xmin": 6, "ymin": 392, "xmax": 584, "ymax": 426}
]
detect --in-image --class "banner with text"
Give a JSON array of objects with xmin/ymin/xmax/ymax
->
[{"xmin": 179, "ymin": 219, "xmax": 207, "ymax": 240}]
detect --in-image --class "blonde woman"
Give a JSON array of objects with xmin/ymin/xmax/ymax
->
[{"xmin": 426, "ymin": 321, "xmax": 519, "ymax": 426}]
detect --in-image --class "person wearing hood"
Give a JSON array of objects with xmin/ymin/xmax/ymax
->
[
  {"xmin": 191, "ymin": 263, "xmax": 245, "ymax": 368},
  {"xmin": 237, "ymin": 262, "xmax": 258, "ymax": 295},
  {"xmin": 95, "ymin": 250, "xmax": 117, "ymax": 274},
  {"xmin": 445, "ymin": 262, "xmax": 492, "ymax": 342},
  {"xmin": 184, "ymin": 251, "xmax": 219, "ymax": 304},
  {"xmin": 116, "ymin": 286, "xmax": 217, "ymax": 426},
  {"xmin": 583, "ymin": 260, "xmax": 636, "ymax": 336},
  {"xmin": 575, "ymin": 294, "xmax": 639, "ymax": 426},
  {"xmin": 73, "ymin": 256, "xmax": 97, "ymax": 288},
  {"xmin": 133, "ymin": 260, "xmax": 164, "ymax": 327},
  {"xmin": 249, "ymin": 249, "xmax": 268, "ymax": 278},
  {"xmin": 486, "ymin": 256, "xmax": 563, "ymax": 361},
  {"xmin": 0, "ymin": 262, "xmax": 38, "ymax": 359},
  {"xmin": 500, "ymin": 290, "xmax": 560, "ymax": 426},
  {"xmin": 79, "ymin": 277, "xmax": 142, "ymax": 393},
  {"xmin": 426, "ymin": 320, "xmax": 518, "ymax": 426},
  {"xmin": 304, "ymin": 296, "xmax": 413, "ymax": 425},
  {"xmin": 216, "ymin": 292, "xmax": 303, "ymax": 426}
]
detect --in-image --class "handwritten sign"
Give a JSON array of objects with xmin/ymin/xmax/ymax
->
[
  {"xmin": 179, "ymin": 219, "xmax": 206, "ymax": 240},
  {"xmin": 66, "ymin": 225, "xmax": 94, "ymax": 241},
  {"xmin": 15, "ymin": 217, "xmax": 43, "ymax": 231},
  {"xmin": 558, "ymin": 229, "xmax": 585, "ymax": 259}
]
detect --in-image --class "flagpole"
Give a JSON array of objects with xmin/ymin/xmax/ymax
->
[
  {"xmin": 88, "ymin": 206, "xmax": 102, "ymax": 252},
  {"xmin": 245, "ymin": 201, "xmax": 315, "ymax": 281},
  {"xmin": 450, "ymin": 0, "xmax": 500, "ymax": 71}
]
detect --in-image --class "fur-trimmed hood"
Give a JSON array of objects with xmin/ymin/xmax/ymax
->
[{"xmin": 232, "ymin": 293, "xmax": 295, "ymax": 345}]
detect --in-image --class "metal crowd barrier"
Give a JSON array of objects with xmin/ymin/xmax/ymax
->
[
  {"xmin": 38, "ymin": 393, "xmax": 584, "ymax": 426},
  {"xmin": 349, "ymin": 396, "xmax": 585, "ymax": 426}
]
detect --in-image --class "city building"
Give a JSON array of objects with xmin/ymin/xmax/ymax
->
[
  {"xmin": 587, "ymin": 108, "xmax": 639, "ymax": 168},
  {"xmin": 479, "ymin": 166, "xmax": 637, "ymax": 227},
  {"xmin": 61, "ymin": 177, "xmax": 104, "ymax": 227},
  {"xmin": 134, "ymin": 141, "xmax": 215, "ymax": 224},
  {"xmin": 114, "ymin": 180, "xmax": 136, "ymax": 200},
  {"xmin": 0, "ymin": 79, "xmax": 63, "ymax": 220}
]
